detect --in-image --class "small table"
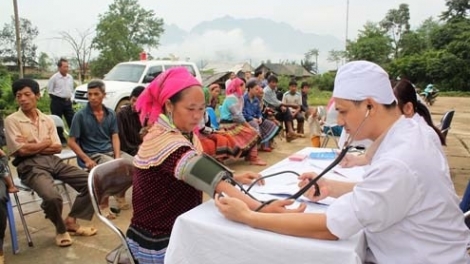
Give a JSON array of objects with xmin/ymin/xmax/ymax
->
[{"xmin": 165, "ymin": 147, "xmax": 367, "ymax": 264}]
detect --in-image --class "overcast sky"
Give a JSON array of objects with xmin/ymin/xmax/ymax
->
[{"xmin": 0, "ymin": 0, "xmax": 446, "ymax": 68}]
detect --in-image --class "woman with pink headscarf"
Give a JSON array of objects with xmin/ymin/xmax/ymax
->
[
  {"xmin": 127, "ymin": 68, "xmax": 305, "ymax": 263},
  {"xmin": 219, "ymin": 78, "xmax": 267, "ymax": 166}
]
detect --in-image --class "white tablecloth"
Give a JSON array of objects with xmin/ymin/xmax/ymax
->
[{"xmin": 165, "ymin": 147, "xmax": 367, "ymax": 264}]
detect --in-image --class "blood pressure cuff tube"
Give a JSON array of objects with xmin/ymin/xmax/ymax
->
[{"xmin": 182, "ymin": 154, "xmax": 234, "ymax": 196}]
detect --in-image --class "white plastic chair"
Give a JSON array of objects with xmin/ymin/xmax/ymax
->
[{"xmin": 48, "ymin": 115, "xmax": 77, "ymax": 163}]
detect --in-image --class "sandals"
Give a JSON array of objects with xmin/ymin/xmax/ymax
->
[
  {"xmin": 56, "ymin": 232, "xmax": 73, "ymax": 247},
  {"xmin": 248, "ymin": 158, "xmax": 267, "ymax": 166},
  {"xmin": 260, "ymin": 147, "xmax": 272, "ymax": 152},
  {"xmin": 67, "ymin": 226, "xmax": 98, "ymax": 237},
  {"xmin": 115, "ymin": 196, "xmax": 130, "ymax": 210}
]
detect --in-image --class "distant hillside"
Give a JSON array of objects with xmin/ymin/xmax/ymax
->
[
  {"xmin": 190, "ymin": 15, "xmax": 343, "ymax": 55},
  {"xmin": 158, "ymin": 16, "xmax": 344, "ymax": 71}
]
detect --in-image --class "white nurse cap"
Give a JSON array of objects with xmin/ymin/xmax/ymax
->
[{"xmin": 333, "ymin": 60, "xmax": 397, "ymax": 104}]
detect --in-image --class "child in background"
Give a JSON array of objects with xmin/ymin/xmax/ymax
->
[
  {"xmin": 307, "ymin": 106, "xmax": 322, "ymax": 147},
  {"xmin": 0, "ymin": 149, "xmax": 18, "ymax": 193}
]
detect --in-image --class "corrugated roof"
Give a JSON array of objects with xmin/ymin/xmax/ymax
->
[{"xmin": 202, "ymin": 62, "xmax": 254, "ymax": 74}]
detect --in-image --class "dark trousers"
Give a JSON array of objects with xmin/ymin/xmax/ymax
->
[
  {"xmin": 16, "ymin": 155, "xmax": 94, "ymax": 234},
  {"xmin": 274, "ymin": 107, "xmax": 293, "ymax": 130},
  {"xmin": 0, "ymin": 180, "xmax": 6, "ymax": 250},
  {"xmin": 50, "ymin": 95, "xmax": 75, "ymax": 144}
]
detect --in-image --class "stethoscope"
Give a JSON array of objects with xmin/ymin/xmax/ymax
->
[{"xmin": 232, "ymin": 106, "xmax": 371, "ymax": 212}]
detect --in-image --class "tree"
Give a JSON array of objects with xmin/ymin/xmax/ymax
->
[
  {"xmin": 327, "ymin": 50, "xmax": 345, "ymax": 69},
  {"xmin": 380, "ymin": 3, "xmax": 410, "ymax": 58},
  {"xmin": 37, "ymin": 52, "xmax": 52, "ymax": 72},
  {"xmin": 58, "ymin": 28, "xmax": 94, "ymax": 82},
  {"xmin": 346, "ymin": 22, "xmax": 392, "ymax": 65},
  {"xmin": 441, "ymin": 0, "xmax": 470, "ymax": 21},
  {"xmin": 92, "ymin": 0, "xmax": 164, "ymax": 77},
  {"xmin": 0, "ymin": 17, "xmax": 39, "ymax": 70},
  {"xmin": 302, "ymin": 48, "xmax": 319, "ymax": 74}
]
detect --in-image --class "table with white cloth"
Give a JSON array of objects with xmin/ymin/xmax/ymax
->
[{"xmin": 165, "ymin": 147, "xmax": 368, "ymax": 264}]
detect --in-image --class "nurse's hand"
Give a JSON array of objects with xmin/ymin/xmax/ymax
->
[
  {"xmin": 298, "ymin": 173, "xmax": 330, "ymax": 202},
  {"xmin": 233, "ymin": 172, "xmax": 265, "ymax": 186},
  {"xmin": 259, "ymin": 199, "xmax": 306, "ymax": 214},
  {"xmin": 339, "ymin": 153, "xmax": 368, "ymax": 168}
]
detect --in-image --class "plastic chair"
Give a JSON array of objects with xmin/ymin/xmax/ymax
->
[
  {"xmin": 88, "ymin": 158, "xmax": 136, "ymax": 264},
  {"xmin": 11, "ymin": 175, "xmax": 72, "ymax": 247},
  {"xmin": 48, "ymin": 115, "xmax": 77, "ymax": 163},
  {"xmin": 320, "ymin": 126, "xmax": 340, "ymax": 148},
  {"xmin": 438, "ymin": 110, "xmax": 455, "ymax": 141}
]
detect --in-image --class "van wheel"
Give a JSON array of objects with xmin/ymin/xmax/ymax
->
[{"xmin": 115, "ymin": 98, "xmax": 130, "ymax": 112}]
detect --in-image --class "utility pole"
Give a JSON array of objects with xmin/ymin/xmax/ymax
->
[
  {"xmin": 344, "ymin": 0, "xmax": 350, "ymax": 64},
  {"xmin": 13, "ymin": 0, "xmax": 23, "ymax": 78}
]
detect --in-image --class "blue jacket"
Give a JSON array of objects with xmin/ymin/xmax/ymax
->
[{"xmin": 243, "ymin": 93, "xmax": 262, "ymax": 121}]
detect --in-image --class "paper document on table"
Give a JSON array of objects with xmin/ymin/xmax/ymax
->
[
  {"xmin": 252, "ymin": 182, "xmax": 337, "ymax": 205},
  {"xmin": 308, "ymin": 160, "xmax": 365, "ymax": 182}
]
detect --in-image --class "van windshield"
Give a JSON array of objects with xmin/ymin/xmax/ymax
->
[{"xmin": 104, "ymin": 64, "xmax": 145, "ymax": 83}]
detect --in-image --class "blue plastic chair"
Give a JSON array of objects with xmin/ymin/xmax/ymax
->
[
  {"xmin": 6, "ymin": 195, "xmax": 19, "ymax": 254},
  {"xmin": 206, "ymin": 107, "xmax": 219, "ymax": 130}
]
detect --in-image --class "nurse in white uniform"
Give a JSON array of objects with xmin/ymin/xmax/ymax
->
[
  {"xmin": 215, "ymin": 60, "xmax": 470, "ymax": 264},
  {"xmin": 338, "ymin": 78, "xmax": 446, "ymax": 168}
]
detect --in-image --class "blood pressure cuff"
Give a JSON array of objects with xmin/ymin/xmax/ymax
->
[{"xmin": 182, "ymin": 154, "xmax": 234, "ymax": 196}]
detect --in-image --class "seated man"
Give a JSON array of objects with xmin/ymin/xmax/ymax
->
[
  {"xmin": 282, "ymin": 80, "xmax": 305, "ymax": 136},
  {"xmin": 68, "ymin": 80, "xmax": 133, "ymax": 218},
  {"xmin": 262, "ymin": 75, "xmax": 298, "ymax": 141},
  {"xmin": 117, "ymin": 86, "xmax": 145, "ymax": 156},
  {"xmin": 5, "ymin": 79, "xmax": 97, "ymax": 248}
]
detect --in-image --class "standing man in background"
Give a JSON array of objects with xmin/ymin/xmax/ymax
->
[{"xmin": 48, "ymin": 58, "xmax": 75, "ymax": 145}]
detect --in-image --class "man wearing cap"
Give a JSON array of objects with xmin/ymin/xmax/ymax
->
[{"xmin": 215, "ymin": 61, "xmax": 470, "ymax": 263}]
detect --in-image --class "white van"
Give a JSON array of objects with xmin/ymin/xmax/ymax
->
[{"xmin": 73, "ymin": 60, "xmax": 202, "ymax": 111}]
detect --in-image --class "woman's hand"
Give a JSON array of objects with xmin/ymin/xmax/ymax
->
[
  {"xmin": 215, "ymin": 195, "xmax": 252, "ymax": 223},
  {"xmin": 298, "ymin": 173, "xmax": 330, "ymax": 202},
  {"xmin": 215, "ymin": 195, "xmax": 306, "ymax": 224},
  {"xmin": 233, "ymin": 171, "xmax": 265, "ymax": 185}
]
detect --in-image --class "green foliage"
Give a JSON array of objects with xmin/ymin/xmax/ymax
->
[
  {"xmin": 0, "ymin": 73, "xmax": 13, "ymax": 113},
  {"xmin": 275, "ymin": 75, "xmax": 292, "ymax": 94},
  {"xmin": 0, "ymin": 17, "xmax": 39, "ymax": 68},
  {"xmin": 380, "ymin": 3, "xmax": 410, "ymax": 58},
  {"xmin": 346, "ymin": 22, "xmax": 392, "ymax": 65},
  {"xmin": 309, "ymin": 72, "xmax": 336, "ymax": 91},
  {"xmin": 307, "ymin": 88, "xmax": 332, "ymax": 106},
  {"xmin": 91, "ymin": 0, "xmax": 165, "ymax": 77},
  {"xmin": 344, "ymin": 3, "xmax": 470, "ymax": 92},
  {"xmin": 38, "ymin": 52, "xmax": 51, "ymax": 72},
  {"xmin": 441, "ymin": 0, "xmax": 470, "ymax": 21}
]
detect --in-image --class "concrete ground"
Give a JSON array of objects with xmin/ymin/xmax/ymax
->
[{"xmin": 2, "ymin": 96, "xmax": 469, "ymax": 264}]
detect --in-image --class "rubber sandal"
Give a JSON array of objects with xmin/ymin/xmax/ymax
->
[
  {"xmin": 56, "ymin": 232, "xmax": 73, "ymax": 247},
  {"xmin": 67, "ymin": 226, "xmax": 98, "ymax": 237},
  {"xmin": 115, "ymin": 197, "xmax": 130, "ymax": 210},
  {"xmin": 249, "ymin": 158, "xmax": 267, "ymax": 166}
]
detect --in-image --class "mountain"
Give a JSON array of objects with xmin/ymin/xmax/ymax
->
[
  {"xmin": 190, "ymin": 15, "xmax": 344, "ymax": 56},
  {"xmin": 160, "ymin": 23, "xmax": 188, "ymax": 46},
  {"xmin": 158, "ymin": 16, "xmax": 344, "ymax": 70}
]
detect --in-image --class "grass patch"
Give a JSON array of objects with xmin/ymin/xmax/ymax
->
[{"xmin": 308, "ymin": 88, "xmax": 332, "ymax": 106}]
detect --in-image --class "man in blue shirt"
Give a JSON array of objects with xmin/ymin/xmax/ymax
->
[{"xmin": 68, "ymin": 80, "xmax": 133, "ymax": 217}]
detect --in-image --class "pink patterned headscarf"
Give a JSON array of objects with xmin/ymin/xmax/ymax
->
[
  {"xmin": 226, "ymin": 77, "xmax": 244, "ymax": 97},
  {"xmin": 136, "ymin": 67, "xmax": 201, "ymax": 125}
]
